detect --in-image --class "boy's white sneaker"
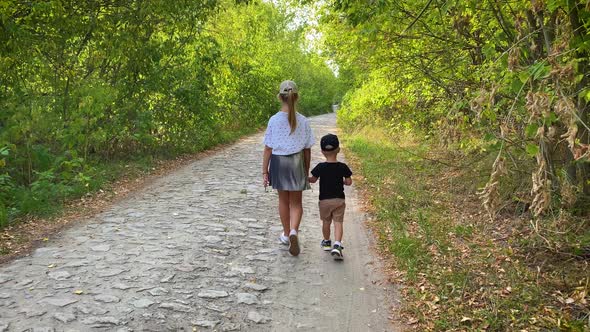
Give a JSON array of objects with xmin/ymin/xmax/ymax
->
[{"xmin": 331, "ymin": 244, "xmax": 344, "ymax": 260}]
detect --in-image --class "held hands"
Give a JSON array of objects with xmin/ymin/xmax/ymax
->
[
  {"xmin": 263, "ymin": 173, "xmax": 269, "ymax": 188},
  {"xmin": 308, "ymin": 176, "xmax": 318, "ymax": 184}
]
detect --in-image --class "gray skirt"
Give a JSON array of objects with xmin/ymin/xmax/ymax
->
[{"xmin": 269, "ymin": 152, "xmax": 310, "ymax": 191}]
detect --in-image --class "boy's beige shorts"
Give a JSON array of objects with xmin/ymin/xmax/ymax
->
[{"xmin": 319, "ymin": 198, "xmax": 346, "ymax": 223}]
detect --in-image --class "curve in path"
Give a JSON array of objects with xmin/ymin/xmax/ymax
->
[{"xmin": 0, "ymin": 113, "xmax": 398, "ymax": 331}]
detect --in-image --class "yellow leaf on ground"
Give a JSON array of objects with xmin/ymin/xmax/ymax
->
[{"xmin": 74, "ymin": 290, "xmax": 84, "ymax": 295}]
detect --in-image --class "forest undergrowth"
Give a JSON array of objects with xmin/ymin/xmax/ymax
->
[{"xmin": 344, "ymin": 127, "xmax": 589, "ymax": 331}]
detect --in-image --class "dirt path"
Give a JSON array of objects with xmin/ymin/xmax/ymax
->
[{"xmin": 0, "ymin": 113, "xmax": 398, "ymax": 331}]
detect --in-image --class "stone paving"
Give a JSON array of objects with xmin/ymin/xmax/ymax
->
[{"xmin": 0, "ymin": 113, "xmax": 396, "ymax": 331}]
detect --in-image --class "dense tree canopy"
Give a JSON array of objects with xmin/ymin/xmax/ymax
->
[
  {"xmin": 318, "ymin": 0, "xmax": 589, "ymax": 216},
  {"xmin": 0, "ymin": 0, "xmax": 339, "ymax": 225}
]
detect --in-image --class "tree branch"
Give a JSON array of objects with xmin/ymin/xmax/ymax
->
[{"xmin": 401, "ymin": 0, "xmax": 434, "ymax": 36}]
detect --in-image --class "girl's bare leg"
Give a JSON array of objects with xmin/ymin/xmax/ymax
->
[
  {"xmin": 288, "ymin": 191, "xmax": 303, "ymax": 232},
  {"xmin": 278, "ymin": 190, "xmax": 290, "ymax": 236}
]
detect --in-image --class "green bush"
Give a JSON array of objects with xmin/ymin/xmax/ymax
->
[{"xmin": 0, "ymin": 1, "xmax": 340, "ymax": 227}]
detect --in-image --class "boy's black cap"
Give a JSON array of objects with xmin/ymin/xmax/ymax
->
[{"xmin": 321, "ymin": 133, "xmax": 339, "ymax": 151}]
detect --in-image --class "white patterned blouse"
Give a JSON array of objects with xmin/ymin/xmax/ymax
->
[{"xmin": 263, "ymin": 111, "xmax": 315, "ymax": 155}]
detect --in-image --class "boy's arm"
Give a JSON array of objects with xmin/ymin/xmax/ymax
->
[
  {"xmin": 309, "ymin": 163, "xmax": 320, "ymax": 184},
  {"xmin": 343, "ymin": 163, "xmax": 353, "ymax": 186}
]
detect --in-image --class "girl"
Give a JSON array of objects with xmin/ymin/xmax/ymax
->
[{"xmin": 262, "ymin": 80, "xmax": 315, "ymax": 256}]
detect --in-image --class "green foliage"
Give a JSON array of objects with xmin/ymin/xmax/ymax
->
[
  {"xmin": 320, "ymin": 0, "xmax": 590, "ymax": 213},
  {"xmin": 0, "ymin": 0, "xmax": 339, "ymax": 226}
]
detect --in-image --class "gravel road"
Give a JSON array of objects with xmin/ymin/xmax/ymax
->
[{"xmin": 0, "ymin": 113, "xmax": 398, "ymax": 331}]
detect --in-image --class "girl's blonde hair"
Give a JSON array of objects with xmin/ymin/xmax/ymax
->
[{"xmin": 279, "ymin": 91, "xmax": 298, "ymax": 134}]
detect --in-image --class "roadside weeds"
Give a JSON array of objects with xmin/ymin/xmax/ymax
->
[{"xmin": 343, "ymin": 127, "xmax": 589, "ymax": 331}]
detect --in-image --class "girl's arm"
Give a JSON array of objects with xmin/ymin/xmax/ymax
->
[
  {"xmin": 344, "ymin": 177, "xmax": 352, "ymax": 186},
  {"xmin": 303, "ymin": 148, "xmax": 311, "ymax": 175},
  {"xmin": 262, "ymin": 145, "xmax": 272, "ymax": 186}
]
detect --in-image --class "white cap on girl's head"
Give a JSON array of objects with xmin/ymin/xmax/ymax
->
[{"xmin": 279, "ymin": 80, "xmax": 298, "ymax": 94}]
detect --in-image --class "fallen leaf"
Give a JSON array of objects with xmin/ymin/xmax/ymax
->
[{"xmin": 74, "ymin": 290, "xmax": 84, "ymax": 295}]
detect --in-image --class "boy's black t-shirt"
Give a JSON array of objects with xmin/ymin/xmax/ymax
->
[{"xmin": 311, "ymin": 162, "xmax": 353, "ymax": 200}]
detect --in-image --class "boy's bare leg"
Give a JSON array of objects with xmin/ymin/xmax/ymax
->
[
  {"xmin": 334, "ymin": 221, "xmax": 343, "ymax": 243},
  {"xmin": 288, "ymin": 191, "xmax": 303, "ymax": 232},
  {"xmin": 278, "ymin": 190, "xmax": 290, "ymax": 236},
  {"xmin": 322, "ymin": 220, "xmax": 332, "ymax": 240}
]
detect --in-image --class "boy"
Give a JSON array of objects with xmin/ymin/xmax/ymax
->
[{"xmin": 308, "ymin": 134, "xmax": 353, "ymax": 260}]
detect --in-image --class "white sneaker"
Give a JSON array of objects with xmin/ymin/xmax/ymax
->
[{"xmin": 279, "ymin": 234, "xmax": 289, "ymax": 245}]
